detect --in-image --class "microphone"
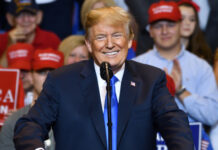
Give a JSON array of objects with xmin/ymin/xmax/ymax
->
[
  {"xmin": 100, "ymin": 62, "xmax": 113, "ymax": 150},
  {"xmin": 100, "ymin": 62, "xmax": 113, "ymax": 82}
]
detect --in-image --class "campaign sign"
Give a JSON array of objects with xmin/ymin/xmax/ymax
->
[
  {"xmin": 0, "ymin": 68, "xmax": 20, "ymax": 126},
  {"xmin": 156, "ymin": 122, "xmax": 202, "ymax": 150},
  {"xmin": 190, "ymin": 122, "xmax": 202, "ymax": 150}
]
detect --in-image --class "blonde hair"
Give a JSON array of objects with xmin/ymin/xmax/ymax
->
[
  {"xmin": 58, "ymin": 35, "xmax": 89, "ymax": 64},
  {"xmin": 85, "ymin": 6, "xmax": 134, "ymax": 40},
  {"xmin": 81, "ymin": 0, "xmax": 116, "ymax": 29}
]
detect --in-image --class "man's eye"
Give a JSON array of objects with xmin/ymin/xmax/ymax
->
[
  {"xmin": 153, "ymin": 25, "xmax": 162, "ymax": 29},
  {"xmin": 96, "ymin": 36, "xmax": 105, "ymax": 40},
  {"xmin": 167, "ymin": 23, "xmax": 176, "ymax": 27},
  {"xmin": 113, "ymin": 33, "xmax": 122, "ymax": 38}
]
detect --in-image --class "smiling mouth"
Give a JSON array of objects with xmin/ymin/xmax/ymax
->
[
  {"xmin": 161, "ymin": 37, "xmax": 171, "ymax": 40},
  {"xmin": 103, "ymin": 51, "xmax": 119, "ymax": 56}
]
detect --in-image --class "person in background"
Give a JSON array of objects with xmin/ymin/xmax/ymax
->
[
  {"xmin": 31, "ymin": 48, "xmax": 64, "ymax": 100},
  {"xmin": 178, "ymin": 0, "xmax": 213, "ymax": 64},
  {"xmin": 37, "ymin": 0, "xmax": 84, "ymax": 39},
  {"xmin": 0, "ymin": 0, "xmax": 60, "ymax": 67},
  {"xmin": 7, "ymin": 43, "xmax": 34, "ymax": 106},
  {"xmin": 133, "ymin": 1, "xmax": 218, "ymax": 149},
  {"xmin": 0, "ymin": 48, "xmax": 64, "ymax": 150},
  {"xmin": 192, "ymin": 0, "xmax": 218, "ymax": 54},
  {"xmin": 58, "ymin": 35, "xmax": 90, "ymax": 65},
  {"xmin": 14, "ymin": 6, "xmax": 193, "ymax": 150},
  {"xmin": 81, "ymin": 0, "xmax": 116, "ymax": 30}
]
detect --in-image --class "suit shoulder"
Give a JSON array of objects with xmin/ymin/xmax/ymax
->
[
  {"xmin": 128, "ymin": 60, "xmax": 163, "ymax": 74},
  {"xmin": 127, "ymin": 60, "xmax": 167, "ymax": 88},
  {"xmin": 49, "ymin": 60, "xmax": 88, "ymax": 79}
]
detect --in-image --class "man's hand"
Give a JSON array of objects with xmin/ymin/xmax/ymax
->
[
  {"xmin": 9, "ymin": 27, "xmax": 27, "ymax": 43},
  {"xmin": 165, "ymin": 59, "xmax": 191, "ymax": 101},
  {"xmin": 164, "ymin": 59, "xmax": 182, "ymax": 91},
  {"xmin": 171, "ymin": 59, "xmax": 182, "ymax": 91}
]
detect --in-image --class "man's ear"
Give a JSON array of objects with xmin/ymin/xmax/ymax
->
[
  {"xmin": 85, "ymin": 39, "xmax": 93, "ymax": 53},
  {"xmin": 128, "ymin": 38, "xmax": 133, "ymax": 49},
  {"xmin": 6, "ymin": 13, "xmax": 15, "ymax": 27},
  {"xmin": 36, "ymin": 10, "xmax": 43, "ymax": 25}
]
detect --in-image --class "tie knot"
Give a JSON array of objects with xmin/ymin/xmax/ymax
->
[{"xmin": 110, "ymin": 75, "xmax": 118, "ymax": 86}]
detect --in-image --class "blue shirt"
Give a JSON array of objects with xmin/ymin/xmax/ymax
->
[{"xmin": 133, "ymin": 45, "xmax": 218, "ymax": 126}]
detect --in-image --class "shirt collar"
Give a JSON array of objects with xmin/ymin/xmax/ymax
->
[
  {"xmin": 94, "ymin": 62, "xmax": 125, "ymax": 83},
  {"xmin": 153, "ymin": 44, "xmax": 186, "ymax": 60}
]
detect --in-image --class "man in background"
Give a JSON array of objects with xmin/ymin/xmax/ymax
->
[
  {"xmin": 133, "ymin": 1, "xmax": 218, "ymax": 149},
  {"xmin": 7, "ymin": 43, "xmax": 34, "ymax": 106},
  {"xmin": 0, "ymin": 0, "xmax": 60, "ymax": 67}
]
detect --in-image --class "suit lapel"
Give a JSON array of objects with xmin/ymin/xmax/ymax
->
[
  {"xmin": 80, "ymin": 60, "xmax": 107, "ymax": 148},
  {"xmin": 117, "ymin": 61, "xmax": 141, "ymax": 146}
]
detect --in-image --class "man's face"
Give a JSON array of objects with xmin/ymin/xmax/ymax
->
[
  {"xmin": 20, "ymin": 70, "xmax": 33, "ymax": 92},
  {"xmin": 86, "ymin": 22, "xmax": 132, "ymax": 73},
  {"xmin": 149, "ymin": 21, "xmax": 181, "ymax": 51},
  {"xmin": 32, "ymin": 69, "xmax": 50, "ymax": 94},
  {"xmin": 15, "ymin": 12, "xmax": 38, "ymax": 35}
]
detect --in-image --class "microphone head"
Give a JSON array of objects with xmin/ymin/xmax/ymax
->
[{"xmin": 100, "ymin": 62, "xmax": 113, "ymax": 81}]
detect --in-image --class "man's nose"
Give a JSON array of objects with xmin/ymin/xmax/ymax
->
[
  {"xmin": 106, "ymin": 36, "xmax": 114, "ymax": 49},
  {"xmin": 22, "ymin": 14, "xmax": 31, "ymax": 22},
  {"xmin": 161, "ymin": 25, "xmax": 168, "ymax": 34}
]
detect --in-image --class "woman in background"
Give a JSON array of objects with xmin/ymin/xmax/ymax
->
[
  {"xmin": 178, "ymin": 0, "xmax": 213, "ymax": 64},
  {"xmin": 58, "ymin": 35, "xmax": 90, "ymax": 65},
  {"xmin": 178, "ymin": 1, "xmax": 215, "ymax": 150}
]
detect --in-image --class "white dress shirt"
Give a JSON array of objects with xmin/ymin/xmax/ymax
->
[{"xmin": 94, "ymin": 62, "xmax": 125, "ymax": 112}]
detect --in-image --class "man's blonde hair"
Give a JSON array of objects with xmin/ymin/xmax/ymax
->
[{"xmin": 85, "ymin": 6, "xmax": 134, "ymax": 40}]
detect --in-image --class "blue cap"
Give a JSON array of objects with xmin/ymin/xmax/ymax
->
[{"xmin": 8, "ymin": 0, "xmax": 38, "ymax": 16}]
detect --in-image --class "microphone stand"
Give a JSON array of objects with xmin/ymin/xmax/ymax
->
[{"xmin": 105, "ymin": 64, "xmax": 112, "ymax": 150}]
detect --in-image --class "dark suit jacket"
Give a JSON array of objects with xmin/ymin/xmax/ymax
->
[{"xmin": 14, "ymin": 59, "xmax": 194, "ymax": 150}]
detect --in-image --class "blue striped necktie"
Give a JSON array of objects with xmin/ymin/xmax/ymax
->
[{"xmin": 104, "ymin": 75, "xmax": 118, "ymax": 150}]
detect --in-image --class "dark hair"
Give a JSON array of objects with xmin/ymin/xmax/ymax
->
[{"xmin": 179, "ymin": 3, "xmax": 213, "ymax": 64}]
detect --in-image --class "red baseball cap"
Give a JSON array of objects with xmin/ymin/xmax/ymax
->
[
  {"xmin": 148, "ymin": 1, "xmax": 182, "ymax": 24},
  {"xmin": 177, "ymin": 0, "xmax": 200, "ymax": 12},
  {"xmin": 7, "ymin": 43, "xmax": 34, "ymax": 70},
  {"xmin": 32, "ymin": 48, "xmax": 64, "ymax": 70}
]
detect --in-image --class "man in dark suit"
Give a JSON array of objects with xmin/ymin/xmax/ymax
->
[{"xmin": 14, "ymin": 6, "xmax": 194, "ymax": 150}]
